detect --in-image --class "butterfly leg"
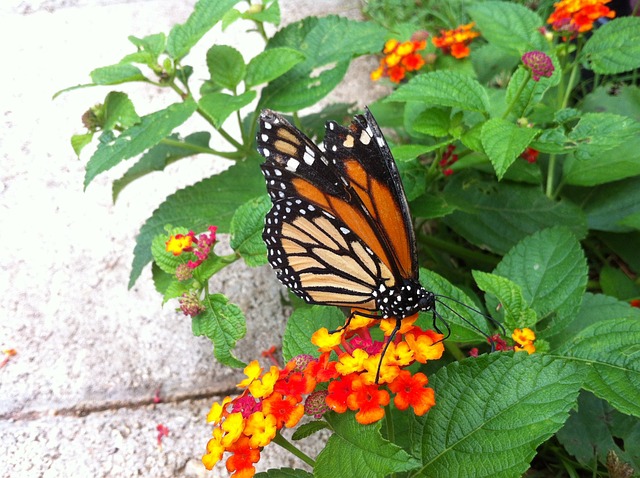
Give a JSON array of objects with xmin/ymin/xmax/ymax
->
[{"xmin": 375, "ymin": 317, "xmax": 403, "ymax": 384}]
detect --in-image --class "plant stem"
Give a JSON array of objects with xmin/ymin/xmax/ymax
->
[
  {"xmin": 445, "ymin": 341, "xmax": 467, "ymax": 362},
  {"xmin": 501, "ymin": 69, "xmax": 531, "ymax": 119},
  {"xmin": 545, "ymin": 153, "xmax": 557, "ymax": 198},
  {"xmin": 272, "ymin": 432, "xmax": 316, "ymax": 468},
  {"xmin": 159, "ymin": 137, "xmax": 243, "ymax": 160},
  {"xmin": 384, "ymin": 403, "xmax": 395, "ymax": 444}
]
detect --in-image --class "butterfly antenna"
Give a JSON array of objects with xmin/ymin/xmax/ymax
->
[
  {"xmin": 375, "ymin": 318, "xmax": 402, "ymax": 384},
  {"xmin": 435, "ymin": 295, "xmax": 506, "ymax": 336},
  {"xmin": 434, "ymin": 298, "xmax": 503, "ymax": 347}
]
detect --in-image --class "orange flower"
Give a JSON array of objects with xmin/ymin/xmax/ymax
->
[
  {"xmin": 512, "ymin": 327, "xmax": 536, "ymax": 354},
  {"xmin": 225, "ymin": 435, "xmax": 260, "ymax": 478},
  {"xmin": 326, "ymin": 373, "xmax": 359, "ymax": 414},
  {"xmin": 165, "ymin": 232, "xmax": 194, "ymax": 256},
  {"xmin": 388, "ymin": 370, "xmax": 435, "ymax": 416},
  {"xmin": 547, "ymin": 0, "xmax": 615, "ymax": 35},
  {"xmin": 371, "ymin": 34, "xmax": 428, "ymax": 84},
  {"xmin": 432, "ymin": 22, "xmax": 480, "ymax": 59},
  {"xmin": 261, "ymin": 392, "xmax": 305, "ymax": 429},
  {"xmin": 346, "ymin": 377, "xmax": 390, "ymax": 425}
]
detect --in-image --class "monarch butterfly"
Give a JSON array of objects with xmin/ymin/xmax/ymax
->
[{"xmin": 257, "ymin": 108, "xmax": 494, "ymax": 378}]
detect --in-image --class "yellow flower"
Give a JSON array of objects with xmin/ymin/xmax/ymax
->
[
  {"xmin": 379, "ymin": 315, "xmax": 417, "ymax": 336},
  {"xmin": 512, "ymin": 327, "xmax": 536, "ymax": 354},
  {"xmin": 165, "ymin": 233, "xmax": 193, "ymax": 256},
  {"xmin": 244, "ymin": 411, "xmax": 277, "ymax": 448},
  {"xmin": 335, "ymin": 348, "xmax": 369, "ymax": 375},
  {"xmin": 311, "ymin": 327, "xmax": 343, "ymax": 352},
  {"xmin": 348, "ymin": 313, "xmax": 377, "ymax": 330},
  {"xmin": 405, "ymin": 330, "xmax": 445, "ymax": 363},
  {"xmin": 206, "ymin": 396, "xmax": 231, "ymax": 423},
  {"xmin": 202, "ymin": 428, "xmax": 224, "ymax": 470},
  {"xmin": 237, "ymin": 360, "xmax": 262, "ymax": 388},
  {"xmin": 248, "ymin": 365, "xmax": 279, "ymax": 398},
  {"xmin": 221, "ymin": 412, "xmax": 245, "ymax": 447}
]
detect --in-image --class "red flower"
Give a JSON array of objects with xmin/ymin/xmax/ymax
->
[
  {"xmin": 432, "ymin": 23, "xmax": 480, "ymax": 59},
  {"xmin": 388, "ymin": 370, "xmax": 435, "ymax": 416},
  {"xmin": 225, "ymin": 435, "xmax": 260, "ymax": 478},
  {"xmin": 261, "ymin": 392, "xmax": 304, "ymax": 429},
  {"xmin": 346, "ymin": 377, "xmax": 390, "ymax": 425}
]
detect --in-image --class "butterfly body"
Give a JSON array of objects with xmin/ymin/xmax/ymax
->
[{"xmin": 257, "ymin": 108, "xmax": 437, "ymax": 322}]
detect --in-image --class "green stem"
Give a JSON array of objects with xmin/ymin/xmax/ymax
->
[
  {"xmin": 384, "ymin": 403, "xmax": 395, "ymax": 444},
  {"xmin": 159, "ymin": 137, "xmax": 243, "ymax": 160},
  {"xmin": 445, "ymin": 342, "xmax": 467, "ymax": 362},
  {"xmin": 272, "ymin": 432, "xmax": 316, "ymax": 468},
  {"xmin": 501, "ymin": 69, "xmax": 531, "ymax": 119},
  {"xmin": 545, "ymin": 153, "xmax": 557, "ymax": 198}
]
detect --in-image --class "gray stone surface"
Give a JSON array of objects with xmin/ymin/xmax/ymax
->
[{"xmin": 0, "ymin": 0, "xmax": 388, "ymax": 476}]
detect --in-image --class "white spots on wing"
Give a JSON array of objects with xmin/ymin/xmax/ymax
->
[
  {"xmin": 286, "ymin": 158, "xmax": 300, "ymax": 172},
  {"xmin": 261, "ymin": 134, "xmax": 269, "ymax": 142},
  {"xmin": 264, "ymin": 122, "xmax": 272, "ymax": 130},
  {"xmin": 376, "ymin": 135, "xmax": 385, "ymax": 148},
  {"xmin": 359, "ymin": 129, "xmax": 371, "ymax": 145},
  {"xmin": 343, "ymin": 135, "xmax": 355, "ymax": 148},
  {"xmin": 262, "ymin": 148, "xmax": 270, "ymax": 157}
]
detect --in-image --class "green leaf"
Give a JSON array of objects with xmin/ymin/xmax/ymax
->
[
  {"xmin": 151, "ymin": 227, "xmax": 189, "ymax": 275},
  {"xmin": 443, "ymin": 174, "xmax": 587, "ymax": 255},
  {"xmin": 245, "ymin": 47, "xmax": 306, "ymax": 88},
  {"xmin": 411, "ymin": 353, "xmax": 586, "ymax": 477},
  {"xmin": 504, "ymin": 62, "xmax": 561, "ymax": 119},
  {"xmin": 481, "ymin": 118, "xmax": 539, "ymax": 179},
  {"xmin": 84, "ymin": 99, "xmax": 197, "ymax": 188},
  {"xmin": 128, "ymin": 33, "xmax": 167, "ymax": 59},
  {"xmin": 90, "ymin": 63, "xmax": 147, "ymax": 85},
  {"xmin": 281, "ymin": 306, "xmax": 345, "ymax": 361},
  {"xmin": 600, "ymin": 266, "xmax": 640, "ymax": 300},
  {"xmin": 255, "ymin": 469, "xmax": 313, "ymax": 478},
  {"xmin": 493, "ymin": 227, "xmax": 587, "ymax": 338},
  {"xmin": 229, "ymin": 196, "xmax": 270, "ymax": 267},
  {"xmin": 583, "ymin": 17, "xmax": 640, "ymax": 74},
  {"xmin": 315, "ymin": 413, "xmax": 420, "ymax": 478},
  {"xmin": 391, "ymin": 143, "xmax": 449, "ymax": 162},
  {"xmin": 192, "ymin": 293, "xmax": 246, "ymax": 368},
  {"xmin": 291, "ymin": 420, "xmax": 330, "ymax": 440},
  {"xmin": 550, "ymin": 292, "xmax": 640, "ymax": 350},
  {"xmin": 112, "ymin": 132, "xmax": 211, "ymax": 201},
  {"xmin": 472, "ymin": 271, "xmax": 537, "ymax": 330},
  {"xmin": 420, "ymin": 269, "xmax": 491, "ymax": 343},
  {"xmin": 206, "ymin": 45, "xmax": 246, "ymax": 90},
  {"xmin": 410, "ymin": 193, "xmax": 458, "ymax": 220},
  {"xmin": 102, "ymin": 91, "xmax": 141, "ymax": 131},
  {"xmin": 198, "ymin": 91, "xmax": 256, "ymax": 128},
  {"xmin": 577, "ymin": 176, "xmax": 640, "ymax": 232},
  {"xmin": 468, "ymin": 1, "xmax": 546, "ymax": 54},
  {"xmin": 568, "ymin": 113, "xmax": 640, "ymax": 161},
  {"xmin": 558, "ymin": 318, "xmax": 640, "ymax": 417},
  {"xmin": 162, "ymin": 279, "xmax": 191, "ymax": 304},
  {"xmin": 260, "ymin": 16, "xmax": 386, "ymax": 111},
  {"xmin": 582, "ymin": 84, "xmax": 640, "ymax": 120},
  {"xmin": 388, "ymin": 71, "xmax": 489, "ymax": 112},
  {"xmin": 412, "ymin": 107, "xmax": 452, "ymax": 137},
  {"xmin": 166, "ymin": 0, "xmax": 242, "ymax": 60},
  {"xmin": 71, "ymin": 133, "xmax": 93, "ymax": 156},
  {"xmin": 242, "ymin": 0, "xmax": 280, "ymax": 24},
  {"xmin": 557, "ymin": 391, "xmax": 640, "ymax": 471},
  {"xmin": 129, "ymin": 159, "xmax": 265, "ymax": 287}
]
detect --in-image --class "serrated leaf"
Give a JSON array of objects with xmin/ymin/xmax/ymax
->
[
  {"xmin": 468, "ymin": 1, "xmax": 546, "ymax": 53},
  {"xmin": 229, "ymin": 196, "xmax": 270, "ymax": 267},
  {"xmin": 255, "ymin": 468, "xmax": 313, "ymax": 478},
  {"xmin": 568, "ymin": 113, "xmax": 640, "ymax": 161},
  {"xmin": 411, "ymin": 353, "xmax": 586, "ymax": 477},
  {"xmin": 245, "ymin": 47, "xmax": 306, "ymax": 88},
  {"xmin": 583, "ymin": 17, "xmax": 640, "ymax": 74},
  {"xmin": 473, "ymin": 271, "xmax": 537, "ymax": 330},
  {"xmin": 112, "ymin": 132, "xmax": 211, "ymax": 201},
  {"xmin": 391, "ymin": 143, "xmax": 449, "ymax": 162},
  {"xmin": 443, "ymin": 174, "xmax": 587, "ymax": 255},
  {"xmin": 556, "ymin": 391, "xmax": 640, "ymax": 471},
  {"xmin": 578, "ymin": 176, "xmax": 640, "ymax": 232},
  {"xmin": 206, "ymin": 45, "xmax": 246, "ymax": 90},
  {"xmin": 90, "ymin": 63, "xmax": 147, "ymax": 85},
  {"xmin": 129, "ymin": 159, "xmax": 265, "ymax": 287},
  {"xmin": 260, "ymin": 16, "xmax": 386, "ymax": 111},
  {"xmin": 198, "ymin": 90, "xmax": 256, "ymax": 128},
  {"xmin": 162, "ymin": 280, "xmax": 190, "ymax": 304},
  {"xmin": 281, "ymin": 306, "xmax": 345, "ymax": 361},
  {"xmin": 291, "ymin": 420, "xmax": 330, "ymax": 440},
  {"xmin": 420, "ymin": 269, "xmax": 491, "ymax": 343},
  {"xmin": 494, "ymin": 227, "xmax": 587, "ymax": 338},
  {"xmin": 558, "ymin": 318, "xmax": 640, "ymax": 417},
  {"xmin": 531, "ymin": 127, "xmax": 572, "ymax": 154},
  {"xmin": 84, "ymin": 99, "xmax": 197, "ymax": 188},
  {"xmin": 152, "ymin": 262, "xmax": 174, "ymax": 296},
  {"xmin": 412, "ymin": 107, "xmax": 451, "ymax": 137},
  {"xmin": 166, "ymin": 0, "xmax": 242, "ymax": 60},
  {"xmin": 315, "ymin": 413, "xmax": 420, "ymax": 478},
  {"xmin": 563, "ymin": 133, "xmax": 640, "ymax": 186},
  {"xmin": 551, "ymin": 292, "xmax": 640, "ymax": 350},
  {"xmin": 242, "ymin": 0, "xmax": 280, "ymax": 24},
  {"xmin": 505, "ymin": 62, "xmax": 561, "ymax": 119},
  {"xmin": 192, "ymin": 293, "xmax": 246, "ymax": 368},
  {"xmin": 128, "ymin": 32, "xmax": 166, "ymax": 59},
  {"xmin": 151, "ymin": 227, "xmax": 189, "ymax": 275},
  {"xmin": 102, "ymin": 91, "xmax": 140, "ymax": 131},
  {"xmin": 481, "ymin": 118, "xmax": 539, "ymax": 179},
  {"xmin": 388, "ymin": 71, "xmax": 489, "ymax": 112}
]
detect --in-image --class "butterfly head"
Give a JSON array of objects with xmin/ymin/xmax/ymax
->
[{"xmin": 374, "ymin": 279, "xmax": 436, "ymax": 319}]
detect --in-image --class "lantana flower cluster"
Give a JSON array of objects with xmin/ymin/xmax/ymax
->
[
  {"xmin": 547, "ymin": 0, "xmax": 615, "ymax": 36},
  {"xmin": 431, "ymin": 22, "xmax": 480, "ymax": 59},
  {"xmin": 202, "ymin": 314, "xmax": 445, "ymax": 476},
  {"xmin": 370, "ymin": 35, "xmax": 428, "ymax": 84}
]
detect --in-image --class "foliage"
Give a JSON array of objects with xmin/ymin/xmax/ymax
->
[{"xmin": 61, "ymin": 0, "xmax": 640, "ymax": 476}]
